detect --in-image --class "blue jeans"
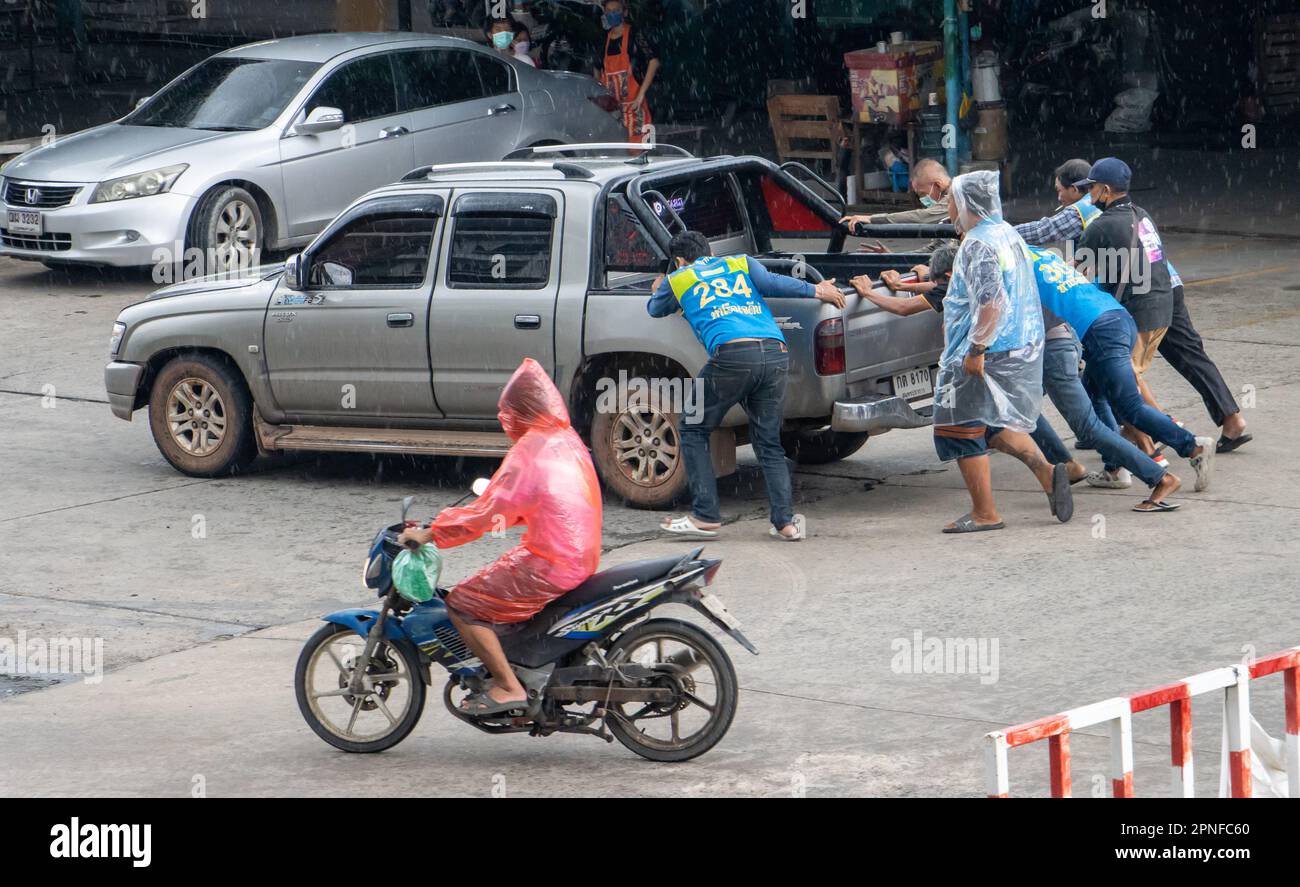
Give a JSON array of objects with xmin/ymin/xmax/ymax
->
[
  {"xmin": 1032, "ymin": 336, "xmax": 1166, "ymax": 488},
  {"xmin": 681, "ymin": 339, "xmax": 793, "ymax": 529},
  {"xmin": 1082, "ymin": 311, "xmax": 1198, "ymax": 459}
]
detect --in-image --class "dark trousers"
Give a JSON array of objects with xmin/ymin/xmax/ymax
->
[
  {"xmin": 1158, "ymin": 284, "xmax": 1239, "ymax": 427},
  {"xmin": 1082, "ymin": 311, "xmax": 1199, "ymax": 458},
  {"xmin": 681, "ymin": 339, "xmax": 793, "ymax": 529}
]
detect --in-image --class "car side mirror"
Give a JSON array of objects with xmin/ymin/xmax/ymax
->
[
  {"xmin": 283, "ymin": 253, "xmax": 306, "ymax": 290},
  {"xmin": 297, "ymin": 106, "xmax": 346, "ymax": 135}
]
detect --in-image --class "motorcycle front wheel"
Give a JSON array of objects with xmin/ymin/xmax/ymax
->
[
  {"xmin": 295, "ymin": 622, "xmax": 427, "ymax": 753},
  {"xmin": 602, "ymin": 618, "xmax": 738, "ymax": 762}
]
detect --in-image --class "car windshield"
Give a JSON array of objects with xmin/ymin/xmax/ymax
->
[{"xmin": 126, "ymin": 57, "xmax": 320, "ymax": 131}]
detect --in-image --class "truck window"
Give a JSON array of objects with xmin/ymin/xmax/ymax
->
[
  {"xmin": 604, "ymin": 194, "xmax": 662, "ymax": 276},
  {"xmin": 308, "ymin": 214, "xmax": 434, "ymax": 288},
  {"xmin": 665, "ymin": 174, "xmax": 745, "ymax": 241},
  {"xmin": 448, "ymin": 214, "xmax": 552, "ymax": 288}
]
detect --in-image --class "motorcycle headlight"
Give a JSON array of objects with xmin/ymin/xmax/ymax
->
[
  {"xmin": 91, "ymin": 164, "xmax": 188, "ymax": 204},
  {"xmin": 109, "ymin": 321, "xmax": 126, "ymax": 357},
  {"xmin": 363, "ymin": 554, "xmax": 384, "ymax": 589}
]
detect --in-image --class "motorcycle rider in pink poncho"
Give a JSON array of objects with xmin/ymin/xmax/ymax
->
[{"xmin": 400, "ymin": 358, "xmax": 603, "ymax": 714}]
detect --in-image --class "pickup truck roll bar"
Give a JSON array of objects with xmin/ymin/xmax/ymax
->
[
  {"xmin": 851, "ymin": 222, "xmax": 958, "ymax": 239},
  {"xmin": 624, "ymin": 155, "xmax": 850, "ymax": 254}
]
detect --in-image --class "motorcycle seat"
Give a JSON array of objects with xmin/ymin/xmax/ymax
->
[{"xmin": 556, "ymin": 554, "xmax": 683, "ymax": 610}]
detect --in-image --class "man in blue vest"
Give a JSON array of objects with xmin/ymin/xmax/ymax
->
[{"xmin": 647, "ymin": 231, "xmax": 846, "ymax": 540}]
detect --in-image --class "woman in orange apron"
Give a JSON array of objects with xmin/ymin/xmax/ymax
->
[{"xmin": 599, "ymin": 0, "xmax": 659, "ymax": 142}]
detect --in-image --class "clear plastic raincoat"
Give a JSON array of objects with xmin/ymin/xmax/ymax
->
[
  {"xmin": 430, "ymin": 358, "xmax": 603, "ymax": 624},
  {"xmin": 933, "ymin": 170, "xmax": 1045, "ymax": 433}
]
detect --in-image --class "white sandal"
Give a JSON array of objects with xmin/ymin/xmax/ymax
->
[
  {"xmin": 768, "ymin": 513, "xmax": 806, "ymax": 541},
  {"xmin": 660, "ymin": 515, "xmax": 719, "ymax": 539}
]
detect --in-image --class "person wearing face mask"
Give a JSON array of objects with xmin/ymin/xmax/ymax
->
[
  {"xmin": 486, "ymin": 15, "xmax": 518, "ymax": 57},
  {"xmin": 839, "ymin": 159, "xmax": 952, "ymax": 230},
  {"xmin": 595, "ymin": 0, "xmax": 660, "ymax": 142},
  {"xmin": 512, "ymin": 23, "xmax": 537, "ymax": 67}
]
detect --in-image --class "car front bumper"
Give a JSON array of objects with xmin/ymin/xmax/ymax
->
[
  {"xmin": 831, "ymin": 394, "xmax": 934, "ymax": 435},
  {"xmin": 1, "ymin": 187, "xmax": 193, "ymax": 267},
  {"xmin": 105, "ymin": 361, "xmax": 145, "ymax": 419}
]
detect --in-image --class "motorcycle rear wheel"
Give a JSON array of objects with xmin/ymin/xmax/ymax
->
[
  {"xmin": 603, "ymin": 618, "xmax": 738, "ymax": 762},
  {"xmin": 295, "ymin": 622, "xmax": 427, "ymax": 753}
]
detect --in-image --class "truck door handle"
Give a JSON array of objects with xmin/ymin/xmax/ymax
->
[
  {"xmin": 514, "ymin": 314, "xmax": 541, "ymax": 329},
  {"xmin": 380, "ymin": 125, "xmax": 409, "ymax": 139},
  {"xmin": 489, "ymin": 104, "xmax": 517, "ymax": 116},
  {"xmin": 387, "ymin": 312, "xmax": 414, "ymax": 328}
]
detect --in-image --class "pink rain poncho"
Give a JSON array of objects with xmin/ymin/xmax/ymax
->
[{"xmin": 430, "ymin": 358, "xmax": 603, "ymax": 624}]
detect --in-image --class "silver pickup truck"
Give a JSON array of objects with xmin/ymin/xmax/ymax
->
[{"xmin": 105, "ymin": 144, "xmax": 945, "ymax": 507}]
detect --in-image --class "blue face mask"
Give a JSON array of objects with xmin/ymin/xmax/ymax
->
[
  {"xmin": 602, "ymin": 10, "xmax": 624, "ymax": 30},
  {"xmin": 919, "ymin": 196, "xmax": 937, "ymax": 208},
  {"xmin": 491, "ymin": 31, "xmax": 512, "ymax": 50}
]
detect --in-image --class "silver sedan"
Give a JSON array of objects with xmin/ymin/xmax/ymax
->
[{"xmin": 0, "ymin": 32, "xmax": 624, "ymax": 271}]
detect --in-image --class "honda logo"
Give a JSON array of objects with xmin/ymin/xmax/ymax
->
[{"xmin": 25, "ymin": 188, "xmax": 40, "ymax": 205}]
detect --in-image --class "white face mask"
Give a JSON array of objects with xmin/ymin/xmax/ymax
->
[{"xmin": 515, "ymin": 40, "xmax": 530, "ymax": 53}]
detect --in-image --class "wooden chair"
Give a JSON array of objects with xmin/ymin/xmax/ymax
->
[{"xmin": 766, "ymin": 94, "xmax": 843, "ymax": 183}]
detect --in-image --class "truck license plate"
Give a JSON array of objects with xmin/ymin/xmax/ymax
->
[
  {"xmin": 893, "ymin": 365, "xmax": 932, "ymax": 400},
  {"xmin": 5, "ymin": 209, "xmax": 42, "ymax": 236}
]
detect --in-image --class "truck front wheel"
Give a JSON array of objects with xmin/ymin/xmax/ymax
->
[
  {"xmin": 590, "ymin": 381, "xmax": 688, "ymax": 509},
  {"xmin": 147, "ymin": 354, "xmax": 257, "ymax": 477}
]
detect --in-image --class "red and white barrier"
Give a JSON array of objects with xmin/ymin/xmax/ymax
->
[{"xmin": 985, "ymin": 645, "xmax": 1300, "ymax": 798}]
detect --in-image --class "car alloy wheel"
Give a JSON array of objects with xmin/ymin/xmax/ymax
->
[
  {"xmin": 611, "ymin": 404, "xmax": 680, "ymax": 488},
  {"xmin": 213, "ymin": 198, "xmax": 258, "ymax": 272},
  {"xmin": 166, "ymin": 377, "xmax": 228, "ymax": 457}
]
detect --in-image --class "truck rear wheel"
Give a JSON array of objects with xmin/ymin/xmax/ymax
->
[
  {"xmin": 590, "ymin": 374, "xmax": 688, "ymax": 509},
  {"xmin": 147, "ymin": 354, "xmax": 257, "ymax": 477},
  {"xmin": 781, "ymin": 428, "xmax": 869, "ymax": 465}
]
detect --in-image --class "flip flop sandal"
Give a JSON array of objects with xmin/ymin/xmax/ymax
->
[
  {"xmin": 768, "ymin": 513, "xmax": 807, "ymax": 541},
  {"xmin": 1216, "ymin": 433, "xmax": 1253, "ymax": 454},
  {"xmin": 1133, "ymin": 498, "xmax": 1181, "ymax": 513},
  {"xmin": 460, "ymin": 692, "xmax": 528, "ymax": 716},
  {"xmin": 1048, "ymin": 462, "xmax": 1074, "ymax": 523},
  {"xmin": 660, "ymin": 515, "xmax": 719, "ymax": 539},
  {"xmin": 942, "ymin": 513, "xmax": 1005, "ymax": 534}
]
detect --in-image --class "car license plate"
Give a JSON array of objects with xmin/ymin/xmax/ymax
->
[
  {"xmin": 893, "ymin": 365, "xmax": 933, "ymax": 400},
  {"xmin": 6, "ymin": 209, "xmax": 42, "ymax": 236}
]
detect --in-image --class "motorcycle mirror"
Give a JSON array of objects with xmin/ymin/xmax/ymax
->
[
  {"xmin": 401, "ymin": 495, "xmax": 416, "ymax": 521},
  {"xmin": 471, "ymin": 478, "xmax": 491, "ymax": 497}
]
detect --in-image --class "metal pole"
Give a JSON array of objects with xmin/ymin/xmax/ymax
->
[{"xmin": 943, "ymin": 0, "xmax": 959, "ymax": 176}]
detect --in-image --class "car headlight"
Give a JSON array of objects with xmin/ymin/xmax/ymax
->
[
  {"xmin": 91, "ymin": 164, "xmax": 187, "ymax": 204},
  {"xmin": 109, "ymin": 322, "xmax": 126, "ymax": 357}
]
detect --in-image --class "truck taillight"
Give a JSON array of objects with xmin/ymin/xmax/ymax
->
[
  {"xmin": 589, "ymin": 93, "xmax": 619, "ymax": 113},
  {"xmin": 814, "ymin": 317, "xmax": 846, "ymax": 375}
]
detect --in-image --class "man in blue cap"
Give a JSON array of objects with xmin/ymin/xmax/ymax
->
[{"xmin": 1073, "ymin": 157, "xmax": 1217, "ymax": 491}]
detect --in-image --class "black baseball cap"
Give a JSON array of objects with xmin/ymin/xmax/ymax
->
[{"xmin": 1073, "ymin": 157, "xmax": 1131, "ymax": 191}]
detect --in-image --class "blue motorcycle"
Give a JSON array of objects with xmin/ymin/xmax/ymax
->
[{"xmin": 295, "ymin": 486, "xmax": 756, "ymax": 761}]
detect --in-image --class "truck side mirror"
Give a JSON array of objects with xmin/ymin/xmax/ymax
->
[{"xmin": 283, "ymin": 253, "xmax": 306, "ymax": 290}]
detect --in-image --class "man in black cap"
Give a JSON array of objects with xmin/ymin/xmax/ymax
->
[
  {"xmin": 1075, "ymin": 157, "xmax": 1251, "ymax": 457},
  {"xmin": 1074, "ymin": 157, "xmax": 1174, "ymax": 457}
]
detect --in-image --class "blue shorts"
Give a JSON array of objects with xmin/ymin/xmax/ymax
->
[{"xmin": 933, "ymin": 422, "xmax": 1005, "ymax": 462}]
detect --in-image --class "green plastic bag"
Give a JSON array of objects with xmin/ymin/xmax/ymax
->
[{"xmin": 392, "ymin": 546, "xmax": 443, "ymax": 603}]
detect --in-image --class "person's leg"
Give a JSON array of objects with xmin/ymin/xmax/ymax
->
[
  {"xmin": 740, "ymin": 347, "xmax": 796, "ymax": 533},
  {"xmin": 447, "ymin": 609, "xmax": 526, "ymax": 705},
  {"xmin": 988, "ymin": 429, "xmax": 1056, "ymax": 493},
  {"xmin": 1086, "ymin": 318, "xmax": 1200, "ymax": 457},
  {"xmin": 675, "ymin": 355, "xmax": 748, "ymax": 528},
  {"xmin": 1047, "ymin": 338, "xmax": 1165, "ymax": 489},
  {"xmin": 1159, "ymin": 284, "xmax": 1245, "ymax": 434},
  {"xmin": 954, "ymin": 455, "xmax": 1001, "ymax": 526}
]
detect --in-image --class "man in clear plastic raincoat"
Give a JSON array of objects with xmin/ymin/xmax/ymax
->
[
  {"xmin": 400, "ymin": 358, "xmax": 603, "ymax": 712},
  {"xmin": 932, "ymin": 170, "xmax": 1073, "ymax": 533}
]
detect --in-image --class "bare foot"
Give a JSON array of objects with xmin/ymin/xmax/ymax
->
[{"xmin": 1148, "ymin": 471, "xmax": 1181, "ymax": 505}]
